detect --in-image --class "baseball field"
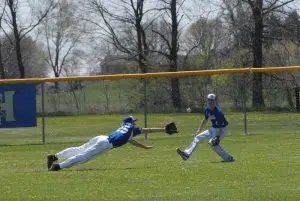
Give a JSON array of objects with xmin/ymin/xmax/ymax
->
[{"xmin": 0, "ymin": 112, "xmax": 299, "ymax": 201}]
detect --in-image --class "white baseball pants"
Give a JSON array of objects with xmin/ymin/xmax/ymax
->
[
  {"xmin": 184, "ymin": 127, "xmax": 233, "ymax": 161},
  {"xmin": 56, "ymin": 135, "xmax": 113, "ymax": 169}
]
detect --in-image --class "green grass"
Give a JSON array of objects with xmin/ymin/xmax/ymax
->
[
  {"xmin": 0, "ymin": 112, "xmax": 299, "ymax": 201},
  {"xmin": 36, "ymin": 80, "xmax": 141, "ymax": 114}
]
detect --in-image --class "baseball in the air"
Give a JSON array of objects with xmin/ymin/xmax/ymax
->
[{"xmin": 186, "ymin": 107, "xmax": 192, "ymax": 113}]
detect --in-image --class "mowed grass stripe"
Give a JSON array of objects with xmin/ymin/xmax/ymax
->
[{"xmin": 0, "ymin": 113, "xmax": 299, "ymax": 201}]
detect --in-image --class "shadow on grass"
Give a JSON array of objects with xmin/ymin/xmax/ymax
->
[
  {"xmin": 0, "ymin": 141, "xmax": 84, "ymax": 147},
  {"xmin": 0, "ymin": 143, "xmax": 45, "ymax": 147},
  {"xmin": 61, "ymin": 160, "xmax": 237, "ymax": 172},
  {"xmin": 210, "ymin": 160, "xmax": 237, "ymax": 164},
  {"xmin": 65, "ymin": 165, "xmax": 155, "ymax": 172}
]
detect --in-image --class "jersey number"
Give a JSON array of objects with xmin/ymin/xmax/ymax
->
[{"xmin": 117, "ymin": 125, "xmax": 130, "ymax": 134}]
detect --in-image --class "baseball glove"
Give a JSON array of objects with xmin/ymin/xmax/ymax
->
[{"xmin": 165, "ymin": 122, "xmax": 178, "ymax": 135}]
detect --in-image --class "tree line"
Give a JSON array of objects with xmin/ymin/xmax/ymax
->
[{"xmin": 0, "ymin": 0, "xmax": 299, "ymax": 111}]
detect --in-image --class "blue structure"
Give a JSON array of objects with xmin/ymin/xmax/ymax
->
[{"xmin": 0, "ymin": 84, "xmax": 36, "ymax": 128}]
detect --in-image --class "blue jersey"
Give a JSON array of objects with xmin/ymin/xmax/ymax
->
[
  {"xmin": 108, "ymin": 123, "xmax": 142, "ymax": 148},
  {"xmin": 204, "ymin": 106, "xmax": 228, "ymax": 128}
]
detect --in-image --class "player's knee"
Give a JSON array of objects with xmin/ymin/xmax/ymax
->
[
  {"xmin": 208, "ymin": 137, "xmax": 220, "ymax": 146},
  {"xmin": 193, "ymin": 138, "xmax": 200, "ymax": 144},
  {"xmin": 195, "ymin": 134, "xmax": 207, "ymax": 142}
]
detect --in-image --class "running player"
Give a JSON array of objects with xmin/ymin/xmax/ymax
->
[{"xmin": 176, "ymin": 93, "xmax": 234, "ymax": 162}]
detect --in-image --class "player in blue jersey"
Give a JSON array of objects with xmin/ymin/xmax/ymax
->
[
  {"xmin": 47, "ymin": 116, "xmax": 177, "ymax": 171},
  {"xmin": 176, "ymin": 93, "xmax": 234, "ymax": 162}
]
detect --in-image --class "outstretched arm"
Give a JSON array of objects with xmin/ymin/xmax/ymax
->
[
  {"xmin": 140, "ymin": 122, "xmax": 178, "ymax": 135},
  {"xmin": 128, "ymin": 139, "xmax": 153, "ymax": 149},
  {"xmin": 141, "ymin": 127, "xmax": 165, "ymax": 134}
]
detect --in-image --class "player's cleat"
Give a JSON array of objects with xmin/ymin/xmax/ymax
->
[
  {"xmin": 176, "ymin": 148, "xmax": 189, "ymax": 161},
  {"xmin": 48, "ymin": 164, "xmax": 61, "ymax": 171},
  {"xmin": 223, "ymin": 156, "xmax": 235, "ymax": 162},
  {"xmin": 47, "ymin": 154, "xmax": 58, "ymax": 169}
]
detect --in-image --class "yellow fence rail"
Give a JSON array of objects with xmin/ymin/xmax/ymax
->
[{"xmin": 0, "ymin": 66, "xmax": 299, "ymax": 84}]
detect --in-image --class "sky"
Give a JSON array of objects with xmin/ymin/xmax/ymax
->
[
  {"xmin": 1, "ymin": 0, "xmax": 300, "ymax": 76},
  {"xmin": 3, "ymin": 0, "xmax": 300, "ymax": 31}
]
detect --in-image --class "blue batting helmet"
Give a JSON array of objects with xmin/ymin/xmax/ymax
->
[{"xmin": 123, "ymin": 115, "xmax": 137, "ymax": 123}]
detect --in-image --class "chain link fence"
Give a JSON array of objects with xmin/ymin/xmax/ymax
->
[{"xmin": 0, "ymin": 70, "xmax": 298, "ymax": 145}]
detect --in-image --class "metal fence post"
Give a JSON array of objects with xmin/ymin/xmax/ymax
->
[
  {"xmin": 41, "ymin": 83, "xmax": 46, "ymax": 144},
  {"xmin": 243, "ymin": 97, "xmax": 248, "ymax": 135},
  {"xmin": 243, "ymin": 74, "xmax": 248, "ymax": 135},
  {"xmin": 295, "ymin": 87, "xmax": 300, "ymax": 111},
  {"xmin": 143, "ymin": 79, "xmax": 148, "ymax": 139}
]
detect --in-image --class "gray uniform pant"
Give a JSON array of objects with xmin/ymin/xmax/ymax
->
[
  {"xmin": 56, "ymin": 135, "xmax": 113, "ymax": 169},
  {"xmin": 184, "ymin": 127, "xmax": 233, "ymax": 161}
]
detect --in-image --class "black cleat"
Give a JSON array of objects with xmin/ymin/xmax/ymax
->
[
  {"xmin": 48, "ymin": 164, "xmax": 61, "ymax": 171},
  {"xmin": 176, "ymin": 148, "xmax": 189, "ymax": 161},
  {"xmin": 223, "ymin": 156, "xmax": 235, "ymax": 162},
  {"xmin": 47, "ymin": 155, "xmax": 58, "ymax": 169}
]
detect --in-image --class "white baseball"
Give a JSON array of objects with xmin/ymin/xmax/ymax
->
[{"xmin": 186, "ymin": 107, "xmax": 192, "ymax": 113}]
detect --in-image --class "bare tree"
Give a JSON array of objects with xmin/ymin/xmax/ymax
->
[
  {"xmin": 3, "ymin": 0, "xmax": 55, "ymax": 78},
  {"xmin": 182, "ymin": 17, "xmax": 227, "ymax": 68},
  {"xmin": 2, "ymin": 33, "xmax": 48, "ymax": 78},
  {"xmin": 83, "ymin": 0, "xmax": 155, "ymax": 73},
  {"xmin": 0, "ymin": 2, "xmax": 6, "ymax": 78},
  {"xmin": 151, "ymin": 0, "xmax": 187, "ymax": 109},
  {"xmin": 221, "ymin": 0, "xmax": 295, "ymax": 109},
  {"xmin": 42, "ymin": 0, "xmax": 83, "ymax": 90},
  {"xmin": 284, "ymin": 10, "xmax": 300, "ymax": 45},
  {"xmin": 0, "ymin": 0, "xmax": 15, "ymax": 79},
  {"xmin": 0, "ymin": 39, "xmax": 4, "ymax": 78},
  {"xmin": 62, "ymin": 51, "xmax": 86, "ymax": 113}
]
